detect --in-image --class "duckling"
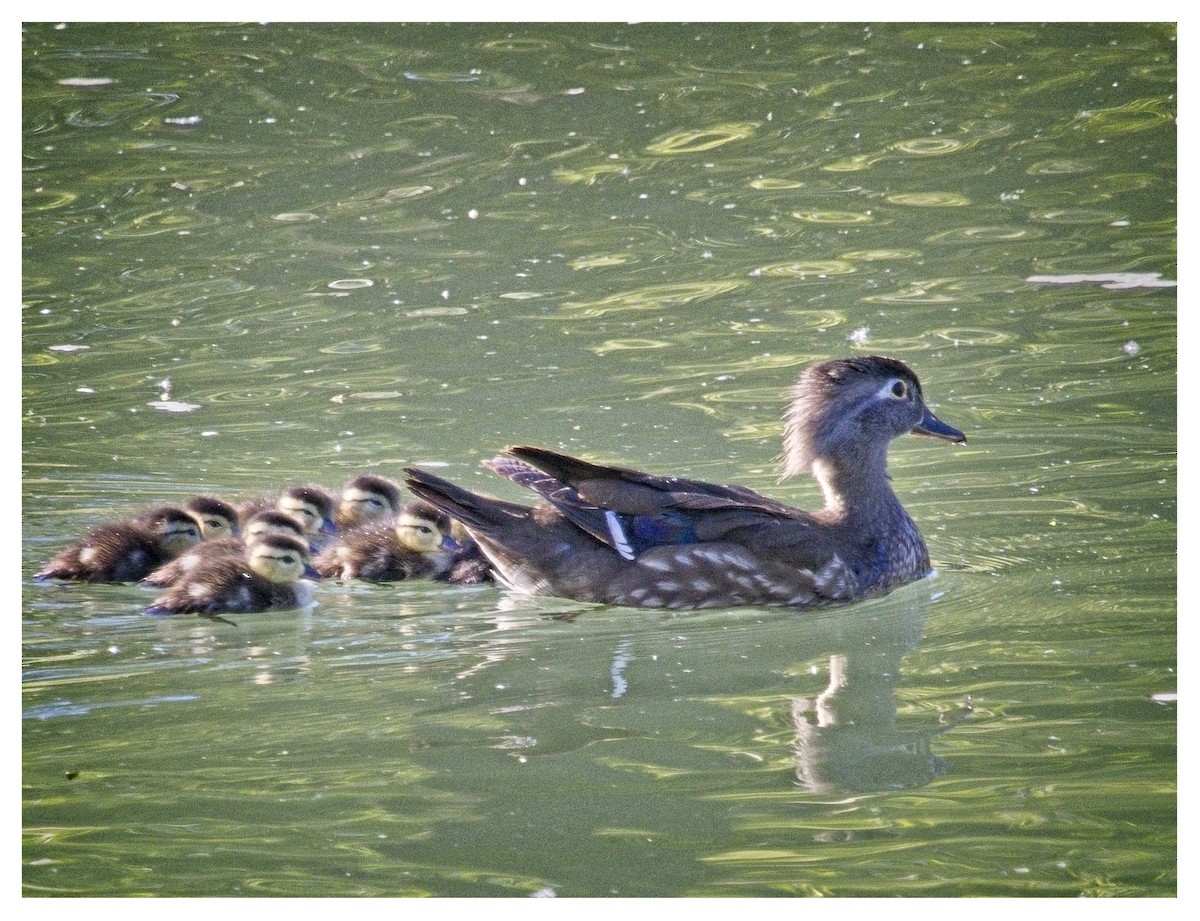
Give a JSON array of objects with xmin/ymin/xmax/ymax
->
[
  {"xmin": 313, "ymin": 499, "xmax": 458, "ymax": 582},
  {"xmin": 276, "ymin": 484, "xmax": 338, "ymax": 549},
  {"xmin": 183, "ymin": 495, "xmax": 240, "ymax": 540},
  {"xmin": 439, "ymin": 529, "xmax": 495, "ymax": 585},
  {"xmin": 145, "ymin": 532, "xmax": 316, "ymax": 616},
  {"xmin": 240, "ymin": 485, "xmax": 337, "ymax": 551},
  {"xmin": 36, "ymin": 506, "xmax": 204, "ymax": 583},
  {"xmin": 141, "ymin": 509, "xmax": 308, "ymax": 588},
  {"xmin": 403, "ymin": 356, "xmax": 965, "ymax": 610},
  {"xmin": 333, "ymin": 473, "xmax": 403, "ymax": 532}
]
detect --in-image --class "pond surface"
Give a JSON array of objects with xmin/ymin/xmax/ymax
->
[{"xmin": 22, "ymin": 22, "xmax": 1176, "ymax": 898}]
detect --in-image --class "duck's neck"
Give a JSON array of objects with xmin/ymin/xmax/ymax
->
[
  {"xmin": 811, "ymin": 444, "xmax": 903, "ymax": 526},
  {"xmin": 811, "ymin": 447, "xmax": 931, "ymax": 588}
]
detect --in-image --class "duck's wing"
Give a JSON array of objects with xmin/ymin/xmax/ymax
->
[
  {"xmin": 487, "ymin": 446, "xmax": 813, "ymax": 561},
  {"xmin": 502, "ymin": 445, "xmax": 800, "ymax": 516}
]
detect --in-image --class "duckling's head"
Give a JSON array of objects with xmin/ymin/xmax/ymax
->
[
  {"xmin": 245, "ymin": 533, "xmax": 313, "ymax": 585},
  {"xmin": 277, "ymin": 485, "xmax": 337, "ymax": 537},
  {"xmin": 184, "ymin": 496, "xmax": 239, "ymax": 540},
  {"xmin": 242, "ymin": 509, "xmax": 307, "ymax": 544},
  {"xmin": 394, "ymin": 500, "xmax": 458, "ymax": 554},
  {"xmin": 780, "ymin": 356, "xmax": 965, "ymax": 478},
  {"xmin": 141, "ymin": 507, "xmax": 205, "ymax": 557},
  {"xmin": 336, "ymin": 474, "xmax": 403, "ymax": 529}
]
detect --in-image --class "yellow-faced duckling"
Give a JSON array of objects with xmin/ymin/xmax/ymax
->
[
  {"xmin": 313, "ymin": 499, "xmax": 458, "ymax": 582},
  {"xmin": 333, "ymin": 473, "xmax": 404, "ymax": 532},
  {"xmin": 277, "ymin": 484, "xmax": 338, "ymax": 549},
  {"xmin": 37, "ymin": 506, "xmax": 204, "ymax": 583},
  {"xmin": 146, "ymin": 532, "xmax": 316, "ymax": 616},
  {"xmin": 183, "ymin": 495, "xmax": 240, "ymax": 540},
  {"xmin": 404, "ymin": 356, "xmax": 965, "ymax": 610},
  {"xmin": 141, "ymin": 509, "xmax": 308, "ymax": 588},
  {"xmin": 239, "ymin": 485, "xmax": 337, "ymax": 551}
]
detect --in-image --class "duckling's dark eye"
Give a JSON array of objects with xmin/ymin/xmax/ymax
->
[
  {"xmin": 417, "ymin": 526, "xmax": 433, "ymax": 535},
  {"xmin": 891, "ymin": 380, "xmax": 908, "ymax": 399}
]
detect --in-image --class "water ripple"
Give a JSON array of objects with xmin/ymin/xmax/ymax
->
[
  {"xmin": 559, "ymin": 281, "xmax": 745, "ymax": 318},
  {"xmin": 646, "ymin": 122, "xmax": 760, "ymax": 155}
]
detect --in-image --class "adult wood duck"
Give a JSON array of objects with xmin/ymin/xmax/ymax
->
[
  {"xmin": 36, "ymin": 506, "xmax": 204, "ymax": 584},
  {"xmin": 145, "ymin": 532, "xmax": 316, "ymax": 616},
  {"xmin": 403, "ymin": 356, "xmax": 965, "ymax": 610}
]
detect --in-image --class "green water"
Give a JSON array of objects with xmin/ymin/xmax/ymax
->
[{"xmin": 22, "ymin": 22, "xmax": 1176, "ymax": 897}]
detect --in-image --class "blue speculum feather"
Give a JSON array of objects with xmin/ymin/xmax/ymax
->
[{"xmin": 609, "ymin": 510, "xmax": 699, "ymax": 558}]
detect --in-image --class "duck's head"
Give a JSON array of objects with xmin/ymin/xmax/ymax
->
[
  {"xmin": 780, "ymin": 356, "xmax": 965, "ymax": 478},
  {"xmin": 337, "ymin": 474, "xmax": 403, "ymax": 529},
  {"xmin": 277, "ymin": 485, "xmax": 337, "ymax": 537},
  {"xmin": 242, "ymin": 509, "xmax": 307, "ymax": 544},
  {"xmin": 245, "ymin": 533, "xmax": 314, "ymax": 585},
  {"xmin": 141, "ymin": 506, "xmax": 205, "ymax": 557},
  {"xmin": 184, "ymin": 495, "xmax": 239, "ymax": 540},
  {"xmin": 394, "ymin": 500, "xmax": 459, "ymax": 554}
]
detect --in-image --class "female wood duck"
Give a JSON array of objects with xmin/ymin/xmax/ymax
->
[
  {"xmin": 333, "ymin": 474, "xmax": 404, "ymax": 532},
  {"xmin": 313, "ymin": 500, "xmax": 459, "ymax": 582},
  {"xmin": 145, "ymin": 532, "xmax": 316, "ymax": 616},
  {"xmin": 36, "ymin": 506, "xmax": 204, "ymax": 583},
  {"xmin": 141, "ymin": 509, "xmax": 308, "ymax": 588},
  {"xmin": 403, "ymin": 356, "xmax": 965, "ymax": 610}
]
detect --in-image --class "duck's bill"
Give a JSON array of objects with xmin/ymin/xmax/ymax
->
[{"xmin": 913, "ymin": 408, "xmax": 967, "ymax": 444}]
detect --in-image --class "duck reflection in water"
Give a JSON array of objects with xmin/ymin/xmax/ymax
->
[{"xmin": 790, "ymin": 605, "xmax": 972, "ymax": 794}]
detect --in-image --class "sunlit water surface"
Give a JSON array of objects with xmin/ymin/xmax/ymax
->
[{"xmin": 22, "ymin": 23, "xmax": 1175, "ymax": 897}]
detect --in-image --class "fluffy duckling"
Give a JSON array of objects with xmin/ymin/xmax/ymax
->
[
  {"xmin": 145, "ymin": 532, "xmax": 316, "ymax": 616},
  {"xmin": 440, "ymin": 529, "xmax": 495, "ymax": 585},
  {"xmin": 276, "ymin": 485, "xmax": 338, "ymax": 549},
  {"xmin": 183, "ymin": 495, "xmax": 240, "ymax": 540},
  {"xmin": 240, "ymin": 485, "xmax": 337, "ymax": 551},
  {"xmin": 333, "ymin": 473, "xmax": 404, "ymax": 532},
  {"xmin": 439, "ymin": 537, "xmax": 494, "ymax": 585},
  {"xmin": 314, "ymin": 499, "xmax": 458, "ymax": 582},
  {"xmin": 37, "ymin": 506, "xmax": 204, "ymax": 583},
  {"xmin": 141, "ymin": 509, "xmax": 308, "ymax": 588}
]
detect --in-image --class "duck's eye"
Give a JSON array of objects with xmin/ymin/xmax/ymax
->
[
  {"xmin": 417, "ymin": 526, "xmax": 433, "ymax": 535},
  {"xmin": 891, "ymin": 379, "xmax": 908, "ymax": 399}
]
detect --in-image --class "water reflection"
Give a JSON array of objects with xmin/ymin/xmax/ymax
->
[{"xmin": 790, "ymin": 602, "xmax": 971, "ymax": 793}]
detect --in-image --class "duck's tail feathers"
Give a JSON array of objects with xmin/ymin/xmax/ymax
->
[
  {"xmin": 484, "ymin": 456, "xmax": 633, "ymax": 556},
  {"xmin": 402, "ymin": 467, "xmax": 528, "ymax": 534}
]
